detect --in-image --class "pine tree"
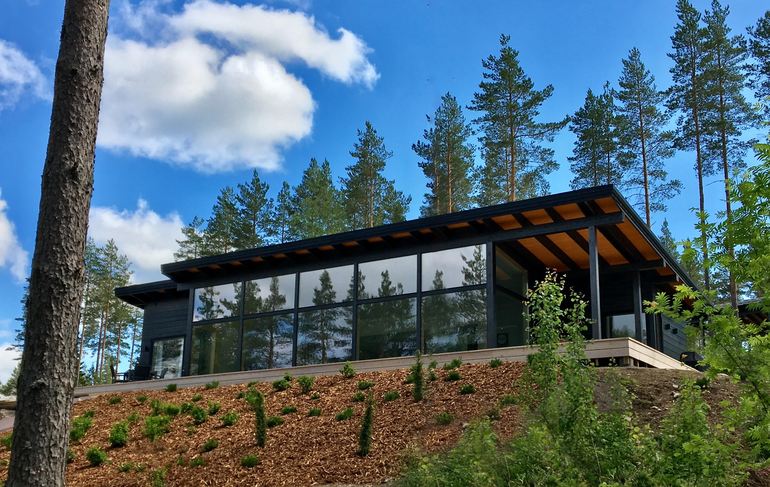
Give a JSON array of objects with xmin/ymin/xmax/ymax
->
[
  {"xmin": 748, "ymin": 11, "xmax": 770, "ymax": 120},
  {"xmin": 292, "ymin": 159, "xmax": 345, "ymax": 239},
  {"xmin": 204, "ymin": 187, "xmax": 238, "ymax": 255},
  {"xmin": 298, "ymin": 270, "xmax": 349, "ymax": 364},
  {"xmin": 270, "ymin": 181, "xmax": 296, "ymax": 244},
  {"xmin": 174, "ymin": 216, "xmax": 205, "ymax": 261},
  {"xmin": 617, "ymin": 47, "xmax": 681, "ymax": 227},
  {"xmin": 413, "ymin": 93, "xmax": 476, "ymax": 216},
  {"xmin": 234, "ymin": 169, "xmax": 273, "ymax": 251},
  {"xmin": 342, "ymin": 122, "xmax": 410, "ymax": 229},
  {"xmin": 569, "ymin": 83, "xmax": 625, "ymax": 190},
  {"xmin": 468, "ymin": 34, "xmax": 568, "ymax": 204}
]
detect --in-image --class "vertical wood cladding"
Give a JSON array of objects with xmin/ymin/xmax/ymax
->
[{"xmin": 137, "ymin": 293, "xmax": 189, "ymax": 366}]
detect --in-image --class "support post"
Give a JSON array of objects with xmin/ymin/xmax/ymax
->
[
  {"xmin": 588, "ymin": 226, "xmax": 602, "ymax": 339},
  {"xmin": 632, "ymin": 271, "xmax": 644, "ymax": 343},
  {"xmin": 486, "ymin": 242, "xmax": 496, "ymax": 349}
]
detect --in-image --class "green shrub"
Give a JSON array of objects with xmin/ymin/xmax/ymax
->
[
  {"xmin": 247, "ymin": 381, "xmax": 258, "ymax": 388},
  {"xmin": 176, "ymin": 456, "xmax": 186, "ymax": 466},
  {"xmin": 443, "ymin": 358, "xmax": 462, "ymax": 370},
  {"xmin": 66, "ymin": 447, "xmax": 76, "ymax": 464},
  {"xmin": 307, "ymin": 408, "xmax": 321, "ymax": 417},
  {"xmin": 489, "ymin": 358, "xmax": 503, "ymax": 368},
  {"xmin": 297, "ymin": 375, "xmax": 315, "ymax": 394},
  {"xmin": 143, "ymin": 415, "xmax": 171, "ymax": 442},
  {"xmin": 150, "ymin": 399, "xmax": 162, "ymax": 415},
  {"xmin": 189, "ymin": 457, "xmax": 205, "ymax": 468},
  {"xmin": 500, "ymin": 394, "xmax": 516, "ymax": 406},
  {"xmin": 266, "ymin": 416, "xmax": 283, "ymax": 428},
  {"xmin": 165, "ymin": 383, "xmax": 177, "ymax": 392},
  {"xmin": 436, "ymin": 412, "xmax": 454, "ymax": 425},
  {"xmin": 694, "ymin": 377, "xmax": 710, "ymax": 389},
  {"xmin": 236, "ymin": 391, "xmax": 245, "ymax": 399},
  {"xmin": 204, "ymin": 380, "xmax": 219, "ymax": 390},
  {"xmin": 135, "ymin": 464, "xmax": 147, "ymax": 473},
  {"xmin": 405, "ymin": 374, "xmax": 414, "ymax": 384},
  {"xmin": 272, "ymin": 379, "xmax": 290, "ymax": 391},
  {"xmin": 0, "ymin": 433, "xmax": 12, "ymax": 451},
  {"xmin": 127, "ymin": 409, "xmax": 140, "ymax": 423},
  {"xmin": 201, "ymin": 438, "xmax": 219, "ymax": 452},
  {"xmin": 190, "ymin": 406, "xmax": 208, "ymax": 425},
  {"xmin": 118, "ymin": 462, "xmax": 134, "ymax": 472},
  {"xmin": 82, "ymin": 410, "xmax": 95, "ymax": 418},
  {"xmin": 310, "ymin": 393, "xmax": 321, "ymax": 400},
  {"xmin": 246, "ymin": 389, "xmax": 267, "ymax": 447},
  {"xmin": 241, "ymin": 454, "xmax": 260, "ymax": 468},
  {"xmin": 281, "ymin": 405, "xmax": 297, "ymax": 415},
  {"xmin": 109, "ymin": 395, "xmax": 122, "ymax": 405},
  {"xmin": 181, "ymin": 401, "xmax": 193, "ymax": 414},
  {"xmin": 207, "ymin": 401, "xmax": 222, "ymax": 416},
  {"xmin": 163, "ymin": 404, "xmax": 181, "ymax": 416},
  {"xmin": 340, "ymin": 361, "xmax": 356, "ymax": 378},
  {"xmin": 352, "ymin": 392, "xmax": 365, "ymax": 403},
  {"xmin": 357, "ymin": 380, "xmax": 374, "ymax": 390},
  {"xmin": 428, "ymin": 371, "xmax": 437, "ymax": 381},
  {"xmin": 445, "ymin": 370, "xmax": 461, "ymax": 381},
  {"xmin": 336, "ymin": 407, "xmax": 354, "ymax": 422},
  {"xmin": 220, "ymin": 411, "xmax": 239, "ymax": 427},
  {"xmin": 150, "ymin": 467, "xmax": 167, "ymax": 487},
  {"xmin": 192, "ymin": 394, "xmax": 202, "ymax": 402},
  {"xmin": 85, "ymin": 446, "xmax": 106, "ymax": 466},
  {"xmin": 283, "ymin": 371, "xmax": 293, "ymax": 382},
  {"xmin": 428, "ymin": 360, "xmax": 438, "ymax": 370},
  {"xmin": 70, "ymin": 416, "xmax": 93, "ymax": 442},
  {"xmin": 109, "ymin": 420, "xmax": 129, "ymax": 447},
  {"xmin": 357, "ymin": 391, "xmax": 375, "ymax": 457},
  {"xmin": 136, "ymin": 395, "xmax": 147, "ymax": 403},
  {"xmin": 460, "ymin": 384, "xmax": 475, "ymax": 395},
  {"xmin": 412, "ymin": 351, "xmax": 425, "ymax": 402},
  {"xmin": 384, "ymin": 390, "xmax": 400, "ymax": 402}
]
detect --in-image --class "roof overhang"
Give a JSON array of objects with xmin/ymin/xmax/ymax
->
[{"xmin": 115, "ymin": 280, "xmax": 188, "ymax": 308}]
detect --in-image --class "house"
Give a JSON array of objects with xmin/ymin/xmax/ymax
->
[{"xmin": 115, "ymin": 185, "xmax": 696, "ymax": 380}]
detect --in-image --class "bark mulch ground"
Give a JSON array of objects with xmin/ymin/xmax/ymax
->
[{"xmin": 0, "ymin": 361, "xmax": 524, "ymax": 487}]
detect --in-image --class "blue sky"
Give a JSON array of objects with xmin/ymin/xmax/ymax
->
[{"xmin": 0, "ymin": 0, "xmax": 766, "ymax": 381}]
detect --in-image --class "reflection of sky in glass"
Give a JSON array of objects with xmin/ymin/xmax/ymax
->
[
  {"xmin": 244, "ymin": 274, "xmax": 296, "ymax": 314},
  {"xmin": 193, "ymin": 283, "xmax": 241, "ymax": 322},
  {"xmin": 359, "ymin": 255, "xmax": 416, "ymax": 298},
  {"xmin": 422, "ymin": 245, "xmax": 486, "ymax": 291},
  {"xmin": 299, "ymin": 265, "xmax": 354, "ymax": 308}
]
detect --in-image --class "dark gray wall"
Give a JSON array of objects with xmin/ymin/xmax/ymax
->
[
  {"xmin": 137, "ymin": 293, "xmax": 189, "ymax": 366},
  {"xmin": 661, "ymin": 314, "xmax": 688, "ymax": 359}
]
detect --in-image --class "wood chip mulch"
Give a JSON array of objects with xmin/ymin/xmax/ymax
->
[{"xmin": 0, "ymin": 361, "xmax": 524, "ymax": 486}]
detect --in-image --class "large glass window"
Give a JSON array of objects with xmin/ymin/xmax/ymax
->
[
  {"xmin": 244, "ymin": 274, "xmax": 295, "ymax": 315},
  {"xmin": 422, "ymin": 289, "xmax": 486, "ymax": 354},
  {"xmin": 359, "ymin": 255, "xmax": 417, "ymax": 299},
  {"xmin": 297, "ymin": 307, "xmax": 353, "ymax": 365},
  {"xmin": 357, "ymin": 298, "xmax": 417, "ymax": 360},
  {"xmin": 193, "ymin": 283, "xmax": 241, "ymax": 322},
  {"xmin": 422, "ymin": 245, "xmax": 486, "ymax": 291},
  {"xmin": 190, "ymin": 321, "xmax": 240, "ymax": 375},
  {"xmin": 495, "ymin": 246, "xmax": 528, "ymax": 348},
  {"xmin": 299, "ymin": 266, "xmax": 354, "ymax": 308},
  {"xmin": 151, "ymin": 337, "xmax": 184, "ymax": 379},
  {"xmin": 607, "ymin": 314, "xmax": 636, "ymax": 339},
  {"xmin": 242, "ymin": 314, "xmax": 294, "ymax": 370}
]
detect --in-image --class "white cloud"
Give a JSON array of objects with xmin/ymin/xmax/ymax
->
[
  {"xmin": 0, "ymin": 39, "xmax": 49, "ymax": 112},
  {"xmin": 99, "ymin": 0, "xmax": 379, "ymax": 173},
  {"xmin": 0, "ymin": 189, "xmax": 29, "ymax": 284},
  {"xmin": 89, "ymin": 199, "xmax": 183, "ymax": 282},
  {"xmin": 0, "ymin": 346, "xmax": 20, "ymax": 388}
]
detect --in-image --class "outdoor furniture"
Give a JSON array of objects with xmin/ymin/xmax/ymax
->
[
  {"xmin": 150, "ymin": 367, "xmax": 169, "ymax": 380},
  {"xmin": 131, "ymin": 365, "xmax": 151, "ymax": 381},
  {"xmin": 109, "ymin": 364, "xmax": 130, "ymax": 383}
]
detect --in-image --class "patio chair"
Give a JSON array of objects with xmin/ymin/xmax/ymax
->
[
  {"xmin": 131, "ymin": 364, "xmax": 151, "ymax": 381},
  {"xmin": 109, "ymin": 364, "xmax": 130, "ymax": 383}
]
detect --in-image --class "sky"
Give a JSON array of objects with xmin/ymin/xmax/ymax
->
[{"xmin": 0, "ymin": 0, "xmax": 766, "ymax": 382}]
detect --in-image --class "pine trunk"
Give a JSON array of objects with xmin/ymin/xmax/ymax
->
[
  {"xmin": 638, "ymin": 95, "xmax": 651, "ymax": 228},
  {"xmin": 129, "ymin": 323, "xmax": 137, "ymax": 370},
  {"xmin": 7, "ymin": 0, "xmax": 109, "ymax": 483},
  {"xmin": 690, "ymin": 53, "xmax": 710, "ymax": 291},
  {"xmin": 115, "ymin": 319, "xmax": 122, "ymax": 376}
]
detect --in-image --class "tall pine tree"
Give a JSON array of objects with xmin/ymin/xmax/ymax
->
[
  {"xmin": 468, "ymin": 34, "xmax": 568, "ymax": 204},
  {"xmin": 271, "ymin": 181, "xmax": 296, "ymax": 244},
  {"xmin": 748, "ymin": 11, "xmax": 770, "ymax": 120},
  {"xmin": 204, "ymin": 187, "xmax": 238, "ymax": 255},
  {"xmin": 174, "ymin": 216, "xmax": 205, "ymax": 261},
  {"xmin": 292, "ymin": 158, "xmax": 346, "ymax": 239},
  {"xmin": 234, "ymin": 169, "xmax": 273, "ymax": 251}
]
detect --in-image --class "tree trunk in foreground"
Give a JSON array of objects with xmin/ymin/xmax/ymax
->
[{"xmin": 7, "ymin": 0, "xmax": 109, "ymax": 485}]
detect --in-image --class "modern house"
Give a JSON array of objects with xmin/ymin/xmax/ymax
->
[{"xmin": 115, "ymin": 185, "xmax": 696, "ymax": 380}]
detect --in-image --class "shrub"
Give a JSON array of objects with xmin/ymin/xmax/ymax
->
[
  {"xmin": 189, "ymin": 457, "xmax": 205, "ymax": 468},
  {"xmin": 340, "ymin": 361, "xmax": 356, "ymax": 378},
  {"xmin": 136, "ymin": 395, "xmax": 147, "ymax": 403},
  {"xmin": 109, "ymin": 420, "xmax": 129, "ymax": 447},
  {"xmin": 118, "ymin": 463, "xmax": 134, "ymax": 473},
  {"xmin": 85, "ymin": 446, "xmax": 106, "ymax": 466},
  {"xmin": 180, "ymin": 402, "xmax": 193, "ymax": 414},
  {"xmin": 246, "ymin": 389, "xmax": 267, "ymax": 447},
  {"xmin": 357, "ymin": 380, "xmax": 374, "ymax": 390},
  {"xmin": 352, "ymin": 392, "xmax": 365, "ymax": 403},
  {"xmin": 82, "ymin": 410, "xmax": 95, "ymax": 418},
  {"xmin": 405, "ymin": 374, "xmax": 414, "ymax": 384},
  {"xmin": 443, "ymin": 358, "xmax": 462, "ymax": 370},
  {"xmin": 176, "ymin": 456, "xmax": 186, "ymax": 466},
  {"xmin": 445, "ymin": 371, "xmax": 461, "ymax": 381},
  {"xmin": 357, "ymin": 391, "xmax": 375, "ymax": 457},
  {"xmin": 109, "ymin": 395, "xmax": 121, "ymax": 405},
  {"xmin": 135, "ymin": 464, "xmax": 147, "ymax": 473},
  {"xmin": 428, "ymin": 371, "xmax": 437, "ymax": 381},
  {"xmin": 236, "ymin": 391, "xmax": 245, "ymax": 399},
  {"xmin": 272, "ymin": 379, "xmax": 290, "ymax": 391},
  {"xmin": 490, "ymin": 358, "xmax": 503, "ymax": 368},
  {"xmin": 163, "ymin": 404, "xmax": 181, "ymax": 416},
  {"xmin": 297, "ymin": 375, "xmax": 315, "ymax": 394},
  {"xmin": 308, "ymin": 408, "xmax": 321, "ymax": 417},
  {"xmin": 190, "ymin": 406, "xmax": 208, "ymax": 425},
  {"xmin": 266, "ymin": 416, "xmax": 284, "ymax": 428},
  {"xmin": 436, "ymin": 412, "xmax": 454, "ymax": 425},
  {"xmin": 66, "ymin": 447, "xmax": 76, "ymax": 464},
  {"xmin": 207, "ymin": 401, "xmax": 222, "ymax": 416},
  {"xmin": 192, "ymin": 394, "xmax": 203, "ymax": 402},
  {"xmin": 384, "ymin": 390, "xmax": 400, "ymax": 402},
  {"xmin": 428, "ymin": 360, "xmax": 438, "ymax": 370},
  {"xmin": 150, "ymin": 467, "xmax": 166, "ymax": 487},
  {"xmin": 283, "ymin": 371, "xmax": 293, "ymax": 382},
  {"xmin": 695, "ymin": 377, "xmax": 710, "ymax": 389},
  {"xmin": 412, "ymin": 351, "xmax": 425, "ymax": 402},
  {"xmin": 127, "ymin": 409, "xmax": 140, "ymax": 423},
  {"xmin": 70, "ymin": 416, "xmax": 93, "ymax": 442},
  {"xmin": 460, "ymin": 384, "xmax": 475, "ymax": 395},
  {"xmin": 165, "ymin": 383, "xmax": 177, "ymax": 392},
  {"xmin": 241, "ymin": 454, "xmax": 260, "ymax": 468},
  {"xmin": 220, "ymin": 411, "xmax": 239, "ymax": 427},
  {"xmin": 201, "ymin": 438, "xmax": 219, "ymax": 452},
  {"xmin": 204, "ymin": 380, "xmax": 219, "ymax": 390},
  {"xmin": 310, "ymin": 394, "xmax": 321, "ymax": 400},
  {"xmin": 281, "ymin": 405, "xmax": 297, "ymax": 415},
  {"xmin": 247, "ymin": 381, "xmax": 259, "ymax": 388},
  {"xmin": 143, "ymin": 415, "xmax": 171, "ymax": 442},
  {"xmin": 0, "ymin": 433, "xmax": 12, "ymax": 451},
  {"xmin": 336, "ymin": 408, "xmax": 354, "ymax": 422}
]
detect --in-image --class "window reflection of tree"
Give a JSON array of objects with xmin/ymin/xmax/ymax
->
[
  {"xmin": 297, "ymin": 270, "xmax": 352, "ymax": 365},
  {"xmin": 195, "ymin": 287, "xmax": 222, "ymax": 321},
  {"xmin": 191, "ymin": 321, "xmax": 239, "ymax": 375},
  {"xmin": 242, "ymin": 277, "xmax": 293, "ymax": 370},
  {"xmin": 358, "ymin": 270, "xmax": 417, "ymax": 359}
]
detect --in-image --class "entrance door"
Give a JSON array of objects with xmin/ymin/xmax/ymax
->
[{"xmin": 151, "ymin": 337, "xmax": 184, "ymax": 379}]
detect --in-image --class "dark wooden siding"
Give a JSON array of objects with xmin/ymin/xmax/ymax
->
[
  {"xmin": 661, "ymin": 314, "xmax": 687, "ymax": 359},
  {"xmin": 137, "ymin": 293, "xmax": 189, "ymax": 366}
]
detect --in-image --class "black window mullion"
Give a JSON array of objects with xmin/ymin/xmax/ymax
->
[
  {"xmin": 292, "ymin": 272, "xmax": 300, "ymax": 367},
  {"xmin": 416, "ymin": 252, "xmax": 423, "ymax": 353},
  {"xmin": 237, "ymin": 282, "xmax": 245, "ymax": 371},
  {"xmin": 352, "ymin": 263, "xmax": 359, "ymax": 361}
]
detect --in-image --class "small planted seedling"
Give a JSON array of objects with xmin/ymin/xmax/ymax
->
[
  {"xmin": 201, "ymin": 438, "xmax": 219, "ymax": 453},
  {"xmin": 241, "ymin": 455, "xmax": 260, "ymax": 468},
  {"xmin": 70, "ymin": 417, "xmax": 93, "ymax": 443},
  {"xmin": 66, "ymin": 448, "xmax": 76, "ymax": 464},
  {"xmin": 82, "ymin": 410, "xmax": 95, "ymax": 418},
  {"xmin": 357, "ymin": 380, "xmax": 374, "ymax": 390},
  {"xmin": 445, "ymin": 371, "xmax": 461, "ymax": 381},
  {"xmin": 127, "ymin": 409, "xmax": 140, "ymax": 423},
  {"xmin": 383, "ymin": 390, "xmax": 400, "ymax": 402},
  {"xmin": 310, "ymin": 394, "xmax": 321, "ymax": 400},
  {"xmin": 460, "ymin": 384, "xmax": 475, "ymax": 395},
  {"xmin": 109, "ymin": 395, "xmax": 122, "ymax": 405},
  {"xmin": 266, "ymin": 416, "xmax": 284, "ymax": 428},
  {"xmin": 336, "ymin": 408, "xmax": 354, "ymax": 422},
  {"xmin": 283, "ymin": 371, "xmax": 293, "ymax": 382},
  {"xmin": 0, "ymin": 433, "xmax": 12, "ymax": 451},
  {"xmin": 443, "ymin": 358, "xmax": 462, "ymax": 370},
  {"xmin": 220, "ymin": 411, "xmax": 239, "ymax": 427},
  {"xmin": 236, "ymin": 391, "xmax": 245, "ymax": 399},
  {"xmin": 181, "ymin": 402, "xmax": 194, "ymax": 414},
  {"xmin": 436, "ymin": 412, "xmax": 454, "ymax": 425},
  {"xmin": 85, "ymin": 446, "xmax": 106, "ymax": 466},
  {"xmin": 297, "ymin": 375, "xmax": 315, "ymax": 394},
  {"xmin": 190, "ymin": 457, "xmax": 205, "ymax": 468},
  {"xmin": 340, "ymin": 361, "xmax": 356, "ymax": 379},
  {"xmin": 352, "ymin": 392, "xmax": 365, "ymax": 403},
  {"xmin": 136, "ymin": 395, "xmax": 147, "ymax": 403},
  {"xmin": 204, "ymin": 380, "xmax": 220, "ymax": 390},
  {"xmin": 150, "ymin": 467, "xmax": 166, "ymax": 487},
  {"xmin": 143, "ymin": 415, "xmax": 171, "ymax": 442},
  {"xmin": 489, "ymin": 358, "xmax": 503, "ymax": 368},
  {"xmin": 272, "ymin": 379, "xmax": 290, "ymax": 391},
  {"xmin": 208, "ymin": 401, "xmax": 222, "ymax": 416},
  {"xmin": 177, "ymin": 456, "xmax": 187, "ymax": 466},
  {"xmin": 307, "ymin": 408, "xmax": 321, "ymax": 417},
  {"xmin": 190, "ymin": 406, "xmax": 208, "ymax": 425},
  {"xmin": 192, "ymin": 394, "xmax": 203, "ymax": 402},
  {"xmin": 247, "ymin": 381, "xmax": 259, "ymax": 388},
  {"xmin": 109, "ymin": 421, "xmax": 129, "ymax": 447},
  {"xmin": 165, "ymin": 383, "xmax": 178, "ymax": 392},
  {"xmin": 118, "ymin": 463, "xmax": 134, "ymax": 473},
  {"xmin": 281, "ymin": 405, "xmax": 297, "ymax": 415}
]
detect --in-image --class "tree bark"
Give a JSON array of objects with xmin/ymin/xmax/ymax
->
[{"xmin": 7, "ymin": 0, "xmax": 109, "ymax": 484}]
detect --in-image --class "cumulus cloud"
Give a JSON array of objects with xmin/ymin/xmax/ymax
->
[
  {"xmin": 0, "ymin": 346, "xmax": 20, "ymax": 388},
  {"xmin": 89, "ymin": 199, "xmax": 184, "ymax": 282},
  {"xmin": 0, "ymin": 39, "xmax": 49, "ymax": 112},
  {"xmin": 99, "ymin": 0, "xmax": 379, "ymax": 173},
  {"xmin": 0, "ymin": 189, "xmax": 29, "ymax": 284}
]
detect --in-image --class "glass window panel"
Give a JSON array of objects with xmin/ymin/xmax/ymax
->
[
  {"xmin": 494, "ymin": 246, "xmax": 528, "ymax": 347},
  {"xmin": 299, "ymin": 266, "xmax": 354, "ymax": 308},
  {"xmin": 422, "ymin": 245, "xmax": 487, "ymax": 291},
  {"xmin": 193, "ymin": 283, "xmax": 241, "ymax": 322},
  {"xmin": 244, "ymin": 274, "xmax": 295, "ymax": 315},
  {"xmin": 242, "ymin": 314, "xmax": 294, "ymax": 370},
  {"xmin": 190, "ymin": 321, "xmax": 240, "ymax": 375},
  {"xmin": 357, "ymin": 298, "xmax": 417, "ymax": 360},
  {"xmin": 359, "ymin": 255, "xmax": 417, "ymax": 299},
  {"xmin": 422, "ymin": 289, "xmax": 487, "ymax": 354},
  {"xmin": 297, "ymin": 307, "xmax": 353, "ymax": 365},
  {"xmin": 608, "ymin": 314, "xmax": 635, "ymax": 338},
  {"xmin": 151, "ymin": 337, "xmax": 184, "ymax": 379}
]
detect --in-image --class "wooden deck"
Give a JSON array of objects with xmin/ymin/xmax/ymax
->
[{"xmin": 72, "ymin": 338, "xmax": 690, "ymax": 398}]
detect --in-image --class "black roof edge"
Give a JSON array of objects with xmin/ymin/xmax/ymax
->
[
  {"xmin": 161, "ymin": 185, "xmax": 618, "ymax": 276},
  {"xmin": 115, "ymin": 279, "xmax": 181, "ymax": 298}
]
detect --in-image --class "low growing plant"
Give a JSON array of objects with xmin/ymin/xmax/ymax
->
[
  {"xmin": 247, "ymin": 381, "xmax": 259, "ymax": 388},
  {"xmin": 165, "ymin": 383, "xmax": 177, "ymax": 392},
  {"xmin": 176, "ymin": 456, "xmax": 186, "ymax": 466},
  {"xmin": 220, "ymin": 411, "xmax": 239, "ymax": 427},
  {"xmin": 85, "ymin": 446, "xmax": 106, "ymax": 466},
  {"xmin": 357, "ymin": 380, "xmax": 374, "ymax": 390},
  {"xmin": 308, "ymin": 408, "xmax": 321, "ymax": 417},
  {"xmin": 0, "ymin": 433, "xmax": 12, "ymax": 451},
  {"xmin": 189, "ymin": 457, "xmax": 205, "ymax": 468},
  {"xmin": 336, "ymin": 407, "xmax": 354, "ymax": 422},
  {"xmin": 444, "ymin": 371, "xmax": 461, "ymax": 381},
  {"xmin": 435, "ymin": 412, "xmax": 454, "ymax": 425},
  {"xmin": 297, "ymin": 375, "xmax": 315, "ymax": 394},
  {"xmin": 70, "ymin": 416, "xmax": 93, "ymax": 443},
  {"xmin": 281, "ymin": 405, "xmax": 297, "ymax": 415},
  {"xmin": 109, "ymin": 420, "xmax": 130, "ymax": 447},
  {"xmin": 443, "ymin": 358, "xmax": 462, "ymax": 370},
  {"xmin": 207, "ymin": 401, "xmax": 222, "ymax": 416},
  {"xmin": 357, "ymin": 391, "xmax": 375, "ymax": 457},
  {"xmin": 127, "ymin": 409, "xmax": 140, "ymax": 423},
  {"xmin": 136, "ymin": 395, "xmax": 147, "ymax": 403},
  {"xmin": 143, "ymin": 415, "xmax": 171, "ymax": 442},
  {"xmin": 340, "ymin": 361, "xmax": 356, "ymax": 378},
  {"xmin": 191, "ymin": 394, "xmax": 202, "ymax": 402},
  {"xmin": 236, "ymin": 391, "xmax": 245, "ymax": 399},
  {"xmin": 245, "ymin": 389, "xmax": 267, "ymax": 447},
  {"xmin": 241, "ymin": 454, "xmax": 260, "ymax": 468},
  {"xmin": 352, "ymin": 392, "xmax": 365, "ymax": 403},
  {"xmin": 109, "ymin": 395, "xmax": 121, "ymax": 405},
  {"xmin": 283, "ymin": 371, "xmax": 293, "ymax": 382},
  {"xmin": 201, "ymin": 438, "xmax": 219, "ymax": 452},
  {"xmin": 204, "ymin": 380, "xmax": 220, "ymax": 390},
  {"xmin": 460, "ymin": 384, "xmax": 475, "ymax": 395},
  {"xmin": 383, "ymin": 390, "xmax": 400, "ymax": 402},
  {"xmin": 150, "ymin": 467, "xmax": 167, "ymax": 487},
  {"xmin": 266, "ymin": 416, "xmax": 284, "ymax": 428},
  {"xmin": 180, "ymin": 402, "xmax": 193, "ymax": 414},
  {"xmin": 66, "ymin": 448, "xmax": 76, "ymax": 464},
  {"xmin": 190, "ymin": 406, "xmax": 208, "ymax": 425},
  {"xmin": 272, "ymin": 379, "xmax": 290, "ymax": 391},
  {"xmin": 489, "ymin": 358, "xmax": 503, "ymax": 368},
  {"xmin": 82, "ymin": 410, "xmax": 95, "ymax": 418},
  {"xmin": 310, "ymin": 394, "xmax": 321, "ymax": 400},
  {"xmin": 118, "ymin": 463, "xmax": 134, "ymax": 473}
]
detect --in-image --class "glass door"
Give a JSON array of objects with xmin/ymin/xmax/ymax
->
[{"xmin": 151, "ymin": 337, "xmax": 185, "ymax": 379}]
